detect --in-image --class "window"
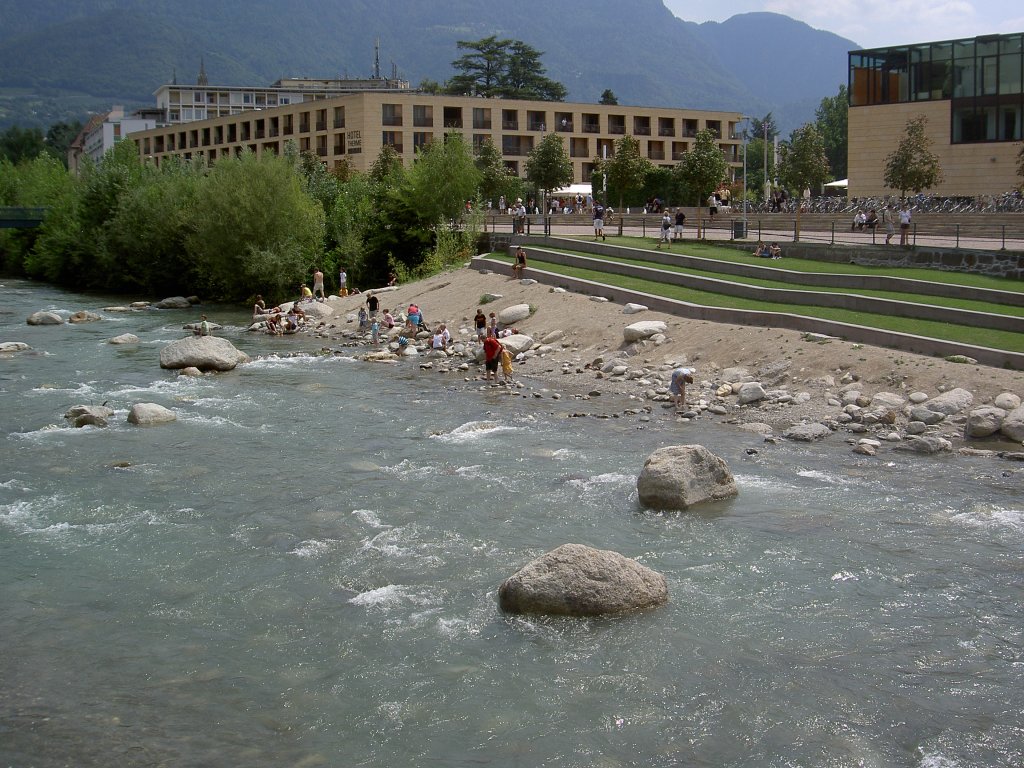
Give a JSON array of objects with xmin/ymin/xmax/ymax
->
[
  {"xmin": 413, "ymin": 104, "xmax": 433, "ymax": 127},
  {"xmin": 633, "ymin": 116, "xmax": 651, "ymax": 136},
  {"xmin": 527, "ymin": 110, "xmax": 546, "ymax": 131},
  {"xmin": 502, "ymin": 109, "xmax": 518, "ymax": 130},
  {"xmin": 333, "ymin": 107, "xmax": 345, "ymax": 129},
  {"xmin": 413, "ymin": 132, "xmax": 432, "ymax": 151},
  {"xmin": 658, "ymin": 117, "xmax": 675, "ymax": 137},
  {"xmin": 382, "ymin": 130, "xmax": 403, "ymax": 153},
  {"xmin": 581, "ymin": 113, "xmax": 600, "ymax": 133},
  {"xmin": 472, "ymin": 107, "xmax": 491, "ymax": 130},
  {"xmin": 382, "ymin": 104, "xmax": 402, "ymax": 127},
  {"xmin": 608, "ymin": 115, "xmax": 625, "ymax": 135},
  {"xmin": 443, "ymin": 106, "xmax": 462, "ymax": 128}
]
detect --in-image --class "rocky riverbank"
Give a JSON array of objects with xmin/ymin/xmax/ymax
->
[{"xmin": 267, "ymin": 264, "xmax": 1024, "ymax": 461}]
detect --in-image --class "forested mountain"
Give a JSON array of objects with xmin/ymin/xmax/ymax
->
[{"xmin": 0, "ymin": 0, "xmax": 855, "ymax": 131}]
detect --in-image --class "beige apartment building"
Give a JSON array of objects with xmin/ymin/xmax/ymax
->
[
  {"xmin": 132, "ymin": 91, "xmax": 743, "ymax": 185},
  {"xmin": 848, "ymin": 32, "xmax": 1024, "ymax": 197}
]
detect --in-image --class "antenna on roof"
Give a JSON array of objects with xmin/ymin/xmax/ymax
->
[
  {"xmin": 197, "ymin": 57, "xmax": 208, "ymax": 86},
  {"xmin": 374, "ymin": 36, "xmax": 381, "ymax": 79}
]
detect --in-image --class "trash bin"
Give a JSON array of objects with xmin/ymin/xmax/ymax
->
[{"xmin": 732, "ymin": 220, "xmax": 746, "ymax": 239}]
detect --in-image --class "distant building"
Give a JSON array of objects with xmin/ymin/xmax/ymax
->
[
  {"xmin": 67, "ymin": 106, "xmax": 157, "ymax": 172},
  {"xmin": 848, "ymin": 32, "xmax": 1023, "ymax": 197},
  {"xmin": 131, "ymin": 91, "xmax": 743, "ymax": 186},
  {"xmin": 153, "ymin": 75, "xmax": 411, "ymax": 126}
]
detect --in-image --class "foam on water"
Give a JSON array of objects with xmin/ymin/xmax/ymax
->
[
  {"xmin": 289, "ymin": 539, "xmax": 337, "ymax": 558},
  {"xmin": 348, "ymin": 584, "xmax": 410, "ymax": 608},
  {"xmin": 352, "ymin": 509, "xmax": 389, "ymax": 528},
  {"xmin": 430, "ymin": 419, "xmax": 521, "ymax": 444},
  {"xmin": 951, "ymin": 505, "xmax": 1024, "ymax": 535}
]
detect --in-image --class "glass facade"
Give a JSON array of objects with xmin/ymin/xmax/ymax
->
[{"xmin": 850, "ymin": 33, "xmax": 1023, "ymax": 143}]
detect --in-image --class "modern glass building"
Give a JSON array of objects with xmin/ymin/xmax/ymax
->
[{"xmin": 847, "ymin": 32, "xmax": 1023, "ymax": 196}]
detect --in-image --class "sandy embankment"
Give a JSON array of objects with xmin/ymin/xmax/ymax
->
[{"xmin": 300, "ymin": 264, "xmax": 1024, "ymax": 452}]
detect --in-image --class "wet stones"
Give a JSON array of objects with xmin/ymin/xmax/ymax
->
[{"xmin": 636, "ymin": 445, "xmax": 738, "ymax": 510}]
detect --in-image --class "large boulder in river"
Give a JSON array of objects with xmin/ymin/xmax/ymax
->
[
  {"xmin": 65, "ymin": 404, "xmax": 115, "ymax": 428},
  {"xmin": 0, "ymin": 341, "xmax": 31, "ymax": 353},
  {"xmin": 497, "ymin": 303, "xmax": 531, "ymax": 324},
  {"xmin": 27, "ymin": 311, "xmax": 64, "ymax": 325},
  {"xmin": 127, "ymin": 402, "xmax": 176, "ymax": 425},
  {"xmin": 154, "ymin": 296, "xmax": 192, "ymax": 309},
  {"xmin": 922, "ymin": 388, "xmax": 973, "ymax": 416},
  {"xmin": 159, "ymin": 336, "xmax": 250, "ymax": 371},
  {"xmin": 108, "ymin": 333, "xmax": 140, "ymax": 345},
  {"xmin": 497, "ymin": 543, "xmax": 668, "ymax": 616},
  {"xmin": 636, "ymin": 445, "xmax": 738, "ymax": 510},
  {"xmin": 894, "ymin": 435, "xmax": 953, "ymax": 455},
  {"xmin": 783, "ymin": 422, "xmax": 833, "ymax": 441},
  {"xmin": 1001, "ymin": 405, "xmax": 1024, "ymax": 442},
  {"xmin": 623, "ymin": 320, "xmax": 667, "ymax": 342}
]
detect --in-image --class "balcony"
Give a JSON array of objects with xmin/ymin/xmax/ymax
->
[
  {"xmin": 609, "ymin": 125, "xmax": 625, "ymax": 135},
  {"xmin": 317, "ymin": 146, "xmax": 328, "ymax": 156},
  {"xmin": 502, "ymin": 120, "xmax": 519, "ymax": 130},
  {"xmin": 528, "ymin": 122, "xmax": 546, "ymax": 131},
  {"xmin": 316, "ymin": 121, "xmax": 327, "ymax": 131},
  {"xmin": 556, "ymin": 121, "xmax": 573, "ymax": 132},
  {"xmin": 255, "ymin": 129, "xmax": 265, "ymax": 139},
  {"xmin": 299, "ymin": 122, "xmax": 310, "ymax": 133},
  {"xmin": 333, "ymin": 119, "xmax": 345, "ymax": 129},
  {"xmin": 473, "ymin": 120, "xmax": 492, "ymax": 130},
  {"xmin": 634, "ymin": 126, "xmax": 651, "ymax": 136},
  {"xmin": 582, "ymin": 122, "xmax": 600, "ymax": 133},
  {"xmin": 672, "ymin": 150, "xmax": 686, "ymax": 161}
]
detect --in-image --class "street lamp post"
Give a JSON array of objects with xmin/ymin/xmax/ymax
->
[{"xmin": 741, "ymin": 116, "xmax": 750, "ymax": 237}]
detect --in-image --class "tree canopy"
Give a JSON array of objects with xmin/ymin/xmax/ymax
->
[
  {"xmin": 674, "ymin": 129, "xmax": 728, "ymax": 206},
  {"xmin": 600, "ymin": 135, "xmax": 654, "ymax": 213},
  {"xmin": 444, "ymin": 36, "xmax": 567, "ymax": 101},
  {"xmin": 599, "ymin": 90, "xmax": 618, "ymax": 106},
  {"xmin": 814, "ymin": 85, "xmax": 848, "ymax": 182},
  {"xmin": 884, "ymin": 115, "xmax": 944, "ymax": 197},
  {"xmin": 526, "ymin": 133, "xmax": 573, "ymax": 201}
]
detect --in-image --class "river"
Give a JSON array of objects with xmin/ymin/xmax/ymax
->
[{"xmin": 1, "ymin": 278, "xmax": 1021, "ymax": 767}]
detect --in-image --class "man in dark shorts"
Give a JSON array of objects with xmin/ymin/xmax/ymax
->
[
  {"xmin": 366, "ymin": 292, "xmax": 380, "ymax": 318},
  {"xmin": 474, "ymin": 308, "xmax": 487, "ymax": 341},
  {"xmin": 483, "ymin": 335, "xmax": 503, "ymax": 382}
]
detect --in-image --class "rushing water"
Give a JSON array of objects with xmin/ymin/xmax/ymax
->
[{"xmin": 1, "ymin": 279, "xmax": 1022, "ymax": 767}]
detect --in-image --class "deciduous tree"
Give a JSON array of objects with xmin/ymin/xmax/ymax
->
[
  {"xmin": 884, "ymin": 115, "xmax": 943, "ymax": 197},
  {"xmin": 777, "ymin": 124, "xmax": 831, "ymax": 239},
  {"xmin": 526, "ymin": 133, "xmax": 573, "ymax": 209},
  {"xmin": 814, "ymin": 85, "xmax": 848, "ymax": 182},
  {"xmin": 601, "ymin": 135, "xmax": 654, "ymax": 216},
  {"xmin": 674, "ymin": 128, "xmax": 728, "ymax": 206}
]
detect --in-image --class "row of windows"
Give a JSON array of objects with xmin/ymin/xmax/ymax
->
[
  {"xmin": 382, "ymin": 104, "xmax": 718, "ymax": 137},
  {"xmin": 139, "ymin": 130, "xmax": 742, "ymax": 163},
  {"xmin": 850, "ymin": 34, "xmax": 1024, "ymax": 108}
]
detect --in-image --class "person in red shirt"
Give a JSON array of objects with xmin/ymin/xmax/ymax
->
[{"xmin": 483, "ymin": 336, "xmax": 503, "ymax": 382}]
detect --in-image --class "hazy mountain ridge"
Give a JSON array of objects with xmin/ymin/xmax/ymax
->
[{"xmin": 0, "ymin": 0, "xmax": 856, "ymax": 131}]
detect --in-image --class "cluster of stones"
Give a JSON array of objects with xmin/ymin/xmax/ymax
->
[
  {"xmin": 498, "ymin": 444, "xmax": 736, "ymax": 618},
  {"xmin": 64, "ymin": 403, "xmax": 177, "ymax": 428}
]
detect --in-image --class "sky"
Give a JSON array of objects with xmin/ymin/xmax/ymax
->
[{"xmin": 664, "ymin": 0, "xmax": 1024, "ymax": 49}]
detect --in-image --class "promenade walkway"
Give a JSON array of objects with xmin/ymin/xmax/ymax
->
[{"xmin": 483, "ymin": 210, "xmax": 1024, "ymax": 253}]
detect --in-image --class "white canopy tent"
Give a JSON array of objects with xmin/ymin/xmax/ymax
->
[
  {"xmin": 824, "ymin": 179, "xmax": 849, "ymax": 188},
  {"xmin": 551, "ymin": 183, "xmax": 593, "ymax": 197}
]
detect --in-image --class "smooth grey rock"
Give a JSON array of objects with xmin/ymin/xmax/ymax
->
[
  {"xmin": 636, "ymin": 445, "xmax": 738, "ymax": 510},
  {"xmin": 178, "ymin": 366, "xmax": 204, "ymax": 376},
  {"xmin": 622, "ymin": 303, "xmax": 648, "ymax": 314},
  {"xmin": 27, "ymin": 311, "xmax": 64, "ymax": 325},
  {"xmin": 895, "ymin": 436, "xmax": 953, "ymax": 455},
  {"xmin": 908, "ymin": 392, "xmax": 930, "ymax": 404},
  {"xmin": 0, "ymin": 341, "xmax": 31, "ymax": 352},
  {"xmin": 737, "ymin": 382, "xmax": 766, "ymax": 405},
  {"xmin": 623, "ymin": 320, "xmax": 667, "ymax": 342},
  {"xmin": 870, "ymin": 392, "xmax": 906, "ymax": 410},
  {"xmin": 906, "ymin": 421, "xmax": 928, "ymax": 435},
  {"xmin": 497, "ymin": 543, "xmax": 668, "ymax": 617},
  {"xmin": 496, "ymin": 334, "xmax": 534, "ymax": 355},
  {"xmin": 720, "ymin": 367, "xmax": 750, "ymax": 384},
  {"xmin": 126, "ymin": 402, "xmax": 176, "ymax": 425},
  {"xmin": 68, "ymin": 311, "xmax": 102, "ymax": 324},
  {"xmin": 589, "ymin": 296, "xmax": 610, "ymax": 302},
  {"xmin": 783, "ymin": 423, "xmax": 833, "ymax": 441},
  {"xmin": 540, "ymin": 330, "xmax": 564, "ymax": 344},
  {"xmin": 109, "ymin": 333, "xmax": 140, "ymax": 345},
  {"xmin": 994, "ymin": 392, "xmax": 1021, "ymax": 411},
  {"xmin": 497, "ymin": 304, "xmax": 531, "ymax": 324},
  {"xmin": 853, "ymin": 443, "xmax": 876, "ymax": 456},
  {"xmin": 159, "ymin": 336, "xmax": 250, "ymax": 371},
  {"xmin": 965, "ymin": 406, "xmax": 1006, "ymax": 438},
  {"xmin": 73, "ymin": 413, "xmax": 108, "ymax": 428},
  {"xmin": 65, "ymin": 404, "xmax": 115, "ymax": 421},
  {"xmin": 923, "ymin": 388, "xmax": 974, "ymax": 416},
  {"xmin": 1000, "ymin": 406, "xmax": 1024, "ymax": 442},
  {"xmin": 909, "ymin": 406, "xmax": 946, "ymax": 425},
  {"xmin": 154, "ymin": 296, "xmax": 192, "ymax": 309},
  {"xmin": 737, "ymin": 422, "xmax": 774, "ymax": 435}
]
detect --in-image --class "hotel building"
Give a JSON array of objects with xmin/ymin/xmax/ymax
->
[
  {"xmin": 132, "ymin": 91, "xmax": 744, "ymax": 185},
  {"xmin": 848, "ymin": 32, "xmax": 1024, "ymax": 197}
]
